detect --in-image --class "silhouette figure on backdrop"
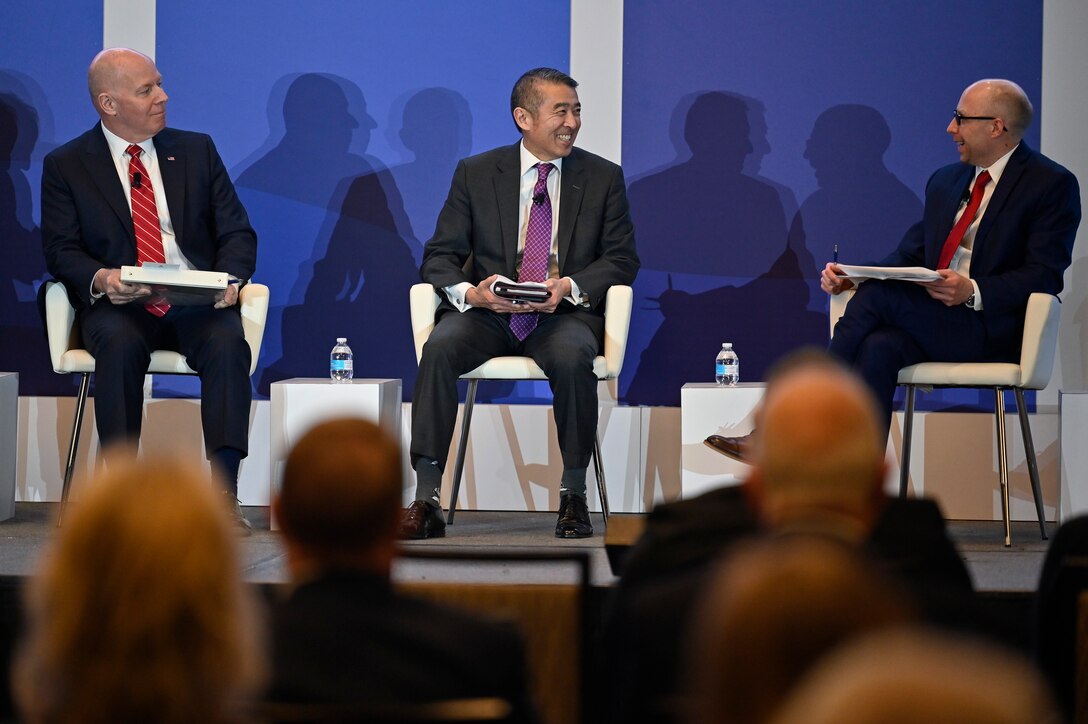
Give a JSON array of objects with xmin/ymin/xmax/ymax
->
[
  {"xmin": 238, "ymin": 74, "xmax": 419, "ymax": 396},
  {"xmin": 387, "ymin": 88, "xmax": 473, "ymax": 244},
  {"xmin": 788, "ymin": 104, "xmax": 923, "ymax": 281},
  {"xmin": 626, "ymin": 92, "xmax": 824, "ymax": 405},
  {"xmin": 0, "ymin": 74, "xmax": 73, "ymax": 395}
]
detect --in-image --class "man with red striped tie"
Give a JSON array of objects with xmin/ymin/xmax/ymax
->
[{"xmin": 42, "ymin": 48, "xmax": 257, "ymax": 532}]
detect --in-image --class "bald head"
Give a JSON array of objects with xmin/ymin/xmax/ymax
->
[
  {"xmin": 87, "ymin": 48, "xmax": 168, "ymax": 142},
  {"xmin": 964, "ymin": 79, "xmax": 1033, "ymax": 138},
  {"xmin": 748, "ymin": 354, "xmax": 886, "ymax": 535}
]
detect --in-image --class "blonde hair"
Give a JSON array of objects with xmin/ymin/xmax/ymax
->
[{"xmin": 14, "ymin": 454, "xmax": 263, "ymax": 724}]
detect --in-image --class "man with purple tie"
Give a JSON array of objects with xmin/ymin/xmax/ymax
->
[{"xmin": 402, "ymin": 68, "xmax": 639, "ymax": 540}]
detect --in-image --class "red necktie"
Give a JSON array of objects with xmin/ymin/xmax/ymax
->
[
  {"xmin": 937, "ymin": 170, "xmax": 992, "ymax": 270},
  {"xmin": 127, "ymin": 144, "xmax": 170, "ymax": 316},
  {"xmin": 510, "ymin": 162, "xmax": 554, "ymax": 341}
]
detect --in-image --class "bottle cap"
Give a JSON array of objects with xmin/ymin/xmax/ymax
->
[{"xmin": 337, "ymin": 337, "xmax": 347, "ymax": 343}]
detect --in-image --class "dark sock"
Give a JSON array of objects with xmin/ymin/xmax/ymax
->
[
  {"xmin": 559, "ymin": 467, "xmax": 588, "ymax": 499},
  {"xmin": 212, "ymin": 447, "xmax": 243, "ymax": 497},
  {"xmin": 413, "ymin": 457, "xmax": 442, "ymax": 508}
]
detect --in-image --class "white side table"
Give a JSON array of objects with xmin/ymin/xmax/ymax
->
[
  {"xmin": 270, "ymin": 378, "xmax": 401, "ymax": 525},
  {"xmin": 680, "ymin": 382, "xmax": 766, "ymax": 499}
]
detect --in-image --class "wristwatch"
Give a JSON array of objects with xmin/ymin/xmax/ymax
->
[{"xmin": 964, "ymin": 293, "xmax": 975, "ymax": 308}]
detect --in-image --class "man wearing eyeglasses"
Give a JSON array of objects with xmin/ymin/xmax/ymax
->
[{"xmin": 817, "ymin": 78, "xmax": 1081, "ymax": 434}]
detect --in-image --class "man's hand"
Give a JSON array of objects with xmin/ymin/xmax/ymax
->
[
  {"xmin": 214, "ymin": 283, "xmax": 239, "ymax": 309},
  {"xmin": 94, "ymin": 268, "xmax": 151, "ymax": 304},
  {"xmin": 524, "ymin": 277, "xmax": 571, "ymax": 314},
  {"xmin": 820, "ymin": 262, "xmax": 855, "ymax": 295},
  {"xmin": 465, "ymin": 274, "xmax": 528, "ymax": 313},
  {"xmin": 918, "ymin": 269, "xmax": 974, "ymax": 306}
]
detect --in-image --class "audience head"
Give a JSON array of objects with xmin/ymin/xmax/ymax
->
[
  {"xmin": 688, "ymin": 537, "xmax": 915, "ymax": 724},
  {"xmin": 745, "ymin": 350, "xmax": 888, "ymax": 541},
  {"xmin": 14, "ymin": 453, "xmax": 262, "ymax": 724},
  {"xmin": 769, "ymin": 628, "xmax": 1061, "ymax": 724},
  {"xmin": 87, "ymin": 47, "xmax": 168, "ymax": 143},
  {"xmin": 275, "ymin": 417, "xmax": 403, "ymax": 575}
]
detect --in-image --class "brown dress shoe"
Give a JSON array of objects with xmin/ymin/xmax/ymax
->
[
  {"xmin": 704, "ymin": 433, "xmax": 754, "ymax": 463},
  {"xmin": 399, "ymin": 500, "xmax": 446, "ymax": 540},
  {"xmin": 555, "ymin": 493, "xmax": 593, "ymax": 539}
]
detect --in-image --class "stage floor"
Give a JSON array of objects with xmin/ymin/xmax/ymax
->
[{"xmin": 0, "ymin": 504, "xmax": 1054, "ymax": 592}]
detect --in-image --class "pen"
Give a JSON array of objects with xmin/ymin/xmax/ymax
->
[{"xmin": 833, "ymin": 244, "xmax": 838, "ymax": 263}]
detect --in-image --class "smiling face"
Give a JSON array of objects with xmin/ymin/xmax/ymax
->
[
  {"xmin": 92, "ymin": 49, "xmax": 168, "ymax": 143},
  {"xmin": 946, "ymin": 83, "xmax": 1006, "ymax": 168},
  {"xmin": 513, "ymin": 80, "xmax": 581, "ymax": 161}
]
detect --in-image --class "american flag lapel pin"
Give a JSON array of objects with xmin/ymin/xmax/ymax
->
[{"xmin": 166, "ymin": 156, "xmax": 176, "ymax": 161}]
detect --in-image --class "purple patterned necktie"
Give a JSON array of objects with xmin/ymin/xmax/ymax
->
[{"xmin": 510, "ymin": 162, "xmax": 554, "ymax": 341}]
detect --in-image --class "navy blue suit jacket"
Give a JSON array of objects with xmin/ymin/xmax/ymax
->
[
  {"xmin": 42, "ymin": 125, "xmax": 257, "ymax": 310},
  {"xmin": 880, "ymin": 142, "xmax": 1080, "ymax": 356}
]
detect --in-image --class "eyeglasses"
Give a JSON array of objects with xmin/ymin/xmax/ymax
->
[{"xmin": 952, "ymin": 110, "xmax": 997, "ymax": 125}]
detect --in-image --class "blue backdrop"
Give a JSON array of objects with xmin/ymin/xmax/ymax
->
[{"xmin": 0, "ymin": 0, "xmax": 1043, "ymax": 413}]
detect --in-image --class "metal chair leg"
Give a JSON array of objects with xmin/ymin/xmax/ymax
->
[
  {"xmin": 994, "ymin": 388, "xmax": 1011, "ymax": 547},
  {"xmin": 58, "ymin": 372, "xmax": 91, "ymax": 527},
  {"xmin": 592, "ymin": 432, "xmax": 609, "ymax": 533},
  {"xmin": 899, "ymin": 386, "xmax": 917, "ymax": 498},
  {"xmin": 1015, "ymin": 387, "xmax": 1048, "ymax": 540},
  {"xmin": 446, "ymin": 379, "xmax": 479, "ymax": 525}
]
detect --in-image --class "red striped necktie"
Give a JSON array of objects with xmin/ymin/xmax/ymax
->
[
  {"xmin": 127, "ymin": 144, "xmax": 170, "ymax": 317},
  {"xmin": 937, "ymin": 170, "xmax": 991, "ymax": 270}
]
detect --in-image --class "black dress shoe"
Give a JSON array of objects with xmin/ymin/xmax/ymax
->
[
  {"xmin": 704, "ymin": 433, "xmax": 753, "ymax": 463},
  {"xmin": 555, "ymin": 493, "xmax": 593, "ymax": 539},
  {"xmin": 399, "ymin": 500, "xmax": 446, "ymax": 540}
]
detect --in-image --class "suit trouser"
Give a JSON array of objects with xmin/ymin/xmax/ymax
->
[
  {"xmin": 411, "ymin": 307, "xmax": 600, "ymax": 472},
  {"xmin": 80, "ymin": 300, "xmax": 252, "ymax": 457},
  {"xmin": 828, "ymin": 280, "xmax": 989, "ymax": 433}
]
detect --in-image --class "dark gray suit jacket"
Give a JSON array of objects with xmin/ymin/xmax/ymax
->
[{"xmin": 419, "ymin": 142, "xmax": 638, "ymax": 331}]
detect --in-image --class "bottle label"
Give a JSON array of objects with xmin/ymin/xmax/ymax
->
[
  {"xmin": 715, "ymin": 362, "xmax": 726, "ymax": 375},
  {"xmin": 331, "ymin": 359, "xmax": 353, "ymax": 372}
]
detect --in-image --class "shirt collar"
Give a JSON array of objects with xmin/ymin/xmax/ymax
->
[
  {"xmin": 100, "ymin": 122, "xmax": 154, "ymax": 160},
  {"xmin": 519, "ymin": 140, "xmax": 563, "ymax": 178},
  {"xmin": 976, "ymin": 143, "xmax": 1018, "ymax": 186}
]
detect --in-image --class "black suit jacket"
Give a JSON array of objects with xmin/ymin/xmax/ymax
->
[
  {"xmin": 603, "ymin": 486, "xmax": 978, "ymax": 724},
  {"xmin": 41, "ymin": 124, "xmax": 257, "ymax": 310},
  {"xmin": 881, "ymin": 142, "xmax": 1079, "ymax": 356},
  {"xmin": 419, "ymin": 143, "xmax": 638, "ymax": 331},
  {"xmin": 267, "ymin": 570, "xmax": 536, "ymax": 721}
]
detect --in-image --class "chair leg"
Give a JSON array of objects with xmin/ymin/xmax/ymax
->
[
  {"xmin": 58, "ymin": 372, "xmax": 91, "ymax": 527},
  {"xmin": 592, "ymin": 432, "xmax": 609, "ymax": 533},
  {"xmin": 1015, "ymin": 387, "xmax": 1048, "ymax": 541},
  {"xmin": 899, "ymin": 386, "xmax": 917, "ymax": 498},
  {"xmin": 446, "ymin": 380, "xmax": 479, "ymax": 525},
  {"xmin": 994, "ymin": 388, "xmax": 1011, "ymax": 547}
]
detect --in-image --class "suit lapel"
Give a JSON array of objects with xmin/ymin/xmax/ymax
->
[
  {"xmin": 154, "ymin": 129, "xmax": 186, "ymax": 244},
  {"xmin": 972, "ymin": 143, "xmax": 1030, "ymax": 263},
  {"xmin": 494, "ymin": 143, "xmax": 520, "ymax": 274},
  {"xmin": 557, "ymin": 149, "xmax": 585, "ymax": 271},
  {"xmin": 80, "ymin": 127, "xmax": 134, "ymax": 242}
]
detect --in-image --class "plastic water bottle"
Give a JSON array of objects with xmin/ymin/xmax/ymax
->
[
  {"xmin": 330, "ymin": 337, "xmax": 353, "ymax": 382},
  {"xmin": 715, "ymin": 343, "xmax": 739, "ymax": 386}
]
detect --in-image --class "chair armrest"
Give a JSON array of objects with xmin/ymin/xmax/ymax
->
[
  {"xmin": 1019, "ymin": 292, "xmax": 1061, "ymax": 390},
  {"xmin": 602, "ymin": 285, "xmax": 633, "ymax": 378},
  {"xmin": 410, "ymin": 283, "xmax": 441, "ymax": 364},
  {"xmin": 44, "ymin": 281, "xmax": 78, "ymax": 373},
  {"xmin": 828, "ymin": 288, "xmax": 855, "ymax": 339},
  {"xmin": 239, "ymin": 283, "xmax": 270, "ymax": 376}
]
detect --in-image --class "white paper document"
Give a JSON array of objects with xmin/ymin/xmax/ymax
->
[{"xmin": 835, "ymin": 264, "xmax": 941, "ymax": 282}]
